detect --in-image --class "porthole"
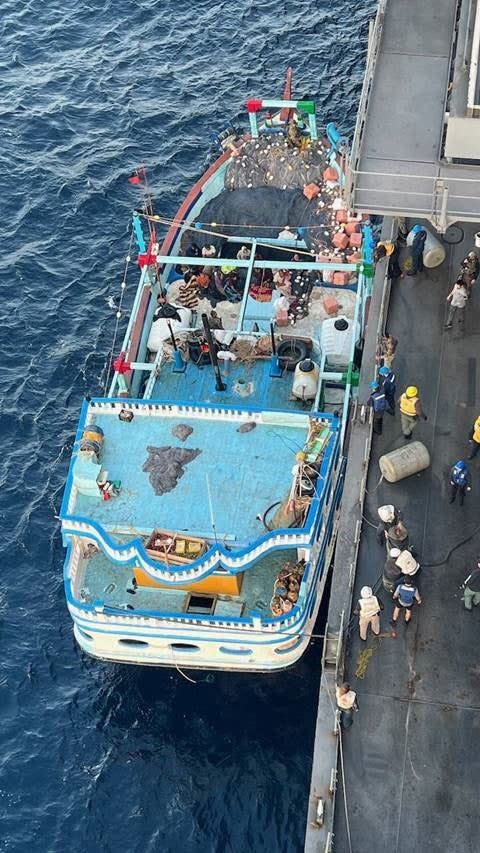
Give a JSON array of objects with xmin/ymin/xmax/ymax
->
[
  {"xmin": 169, "ymin": 643, "xmax": 200, "ymax": 652},
  {"xmin": 218, "ymin": 647, "xmax": 253, "ymax": 656},
  {"xmin": 274, "ymin": 636, "xmax": 303, "ymax": 655},
  {"xmin": 77, "ymin": 627, "xmax": 94, "ymax": 642},
  {"xmin": 118, "ymin": 638, "xmax": 149, "ymax": 647}
]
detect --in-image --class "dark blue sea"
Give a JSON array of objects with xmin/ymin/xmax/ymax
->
[{"xmin": 0, "ymin": 2, "xmax": 374, "ymax": 850}]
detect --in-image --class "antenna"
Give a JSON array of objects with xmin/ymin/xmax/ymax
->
[{"xmin": 206, "ymin": 474, "xmax": 218, "ymax": 546}]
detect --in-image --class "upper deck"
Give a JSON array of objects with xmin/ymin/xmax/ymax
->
[{"xmin": 61, "ymin": 398, "xmax": 339, "ymax": 557}]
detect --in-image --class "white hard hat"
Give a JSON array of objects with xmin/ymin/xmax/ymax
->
[
  {"xmin": 389, "ymin": 548, "xmax": 401, "ymax": 558},
  {"xmin": 395, "ymin": 550, "xmax": 419, "ymax": 575},
  {"xmin": 361, "ymin": 586, "xmax": 373, "ymax": 598},
  {"xmin": 378, "ymin": 504, "xmax": 395, "ymax": 523}
]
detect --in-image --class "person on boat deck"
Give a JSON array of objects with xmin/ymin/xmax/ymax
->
[
  {"xmin": 374, "ymin": 241, "xmax": 403, "ymax": 279},
  {"xmin": 376, "ymin": 504, "xmax": 403, "ymax": 547},
  {"xmin": 355, "ymin": 586, "xmax": 383, "ymax": 642},
  {"xmin": 202, "ymin": 244, "xmax": 217, "ymax": 259},
  {"xmin": 178, "ymin": 271, "xmax": 199, "ymax": 310},
  {"xmin": 407, "ymin": 228, "xmax": 427, "ymax": 275},
  {"xmin": 379, "ymin": 365, "xmax": 396, "ymax": 414},
  {"xmin": 392, "ymin": 578, "xmax": 421, "ymax": 625},
  {"xmin": 336, "ymin": 683, "xmax": 358, "ymax": 729},
  {"xmin": 287, "ymin": 117, "xmax": 302, "ymax": 148},
  {"xmin": 386, "ymin": 521, "xmax": 410, "ymax": 553},
  {"xmin": 399, "ymin": 385, "xmax": 427, "ymax": 439},
  {"xmin": 448, "ymin": 460, "xmax": 471, "ymax": 506},
  {"xmin": 445, "ymin": 278, "xmax": 469, "ymax": 329},
  {"xmin": 468, "ymin": 414, "xmax": 480, "ymax": 459},
  {"xmin": 461, "ymin": 251, "xmax": 479, "ymax": 294},
  {"xmin": 367, "ymin": 381, "xmax": 386, "ymax": 435},
  {"xmin": 185, "ymin": 241, "xmax": 201, "ymax": 257},
  {"xmin": 461, "ymin": 562, "xmax": 480, "ymax": 610},
  {"xmin": 237, "ymin": 245, "xmax": 251, "ymax": 261},
  {"xmin": 380, "ymin": 332, "xmax": 397, "ymax": 369}
]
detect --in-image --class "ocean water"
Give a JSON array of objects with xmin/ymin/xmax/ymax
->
[{"xmin": 0, "ymin": 2, "xmax": 374, "ymax": 851}]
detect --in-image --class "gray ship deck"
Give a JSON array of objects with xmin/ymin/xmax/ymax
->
[
  {"xmin": 327, "ymin": 224, "xmax": 480, "ymax": 852},
  {"xmin": 348, "ymin": 0, "xmax": 480, "ymax": 226}
]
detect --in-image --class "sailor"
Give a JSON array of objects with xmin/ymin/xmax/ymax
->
[
  {"xmin": 376, "ymin": 504, "xmax": 403, "ymax": 547},
  {"xmin": 379, "ymin": 365, "xmax": 396, "ymax": 415},
  {"xmin": 461, "ymin": 250, "xmax": 479, "ymax": 294},
  {"xmin": 336, "ymin": 683, "xmax": 358, "ymax": 729},
  {"xmin": 448, "ymin": 460, "xmax": 471, "ymax": 505},
  {"xmin": 367, "ymin": 380, "xmax": 386, "ymax": 435},
  {"xmin": 391, "ymin": 578, "xmax": 422, "ymax": 626},
  {"xmin": 355, "ymin": 585, "xmax": 383, "ymax": 641},
  {"xmin": 386, "ymin": 521, "xmax": 410, "ymax": 553},
  {"xmin": 468, "ymin": 415, "xmax": 480, "ymax": 459},
  {"xmin": 374, "ymin": 240, "xmax": 402, "ymax": 279},
  {"xmin": 461, "ymin": 562, "xmax": 480, "ymax": 610},
  {"xmin": 445, "ymin": 278, "xmax": 469, "ymax": 329},
  {"xmin": 407, "ymin": 227, "xmax": 427, "ymax": 276},
  {"xmin": 399, "ymin": 385, "xmax": 427, "ymax": 440},
  {"xmin": 382, "ymin": 547, "xmax": 403, "ymax": 593},
  {"xmin": 236, "ymin": 245, "xmax": 251, "ymax": 261}
]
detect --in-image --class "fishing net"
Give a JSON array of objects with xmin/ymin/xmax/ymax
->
[{"xmin": 143, "ymin": 446, "xmax": 201, "ymax": 496}]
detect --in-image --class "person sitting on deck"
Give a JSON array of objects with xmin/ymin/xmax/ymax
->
[
  {"xmin": 178, "ymin": 271, "xmax": 200, "ymax": 309},
  {"xmin": 374, "ymin": 240, "xmax": 403, "ymax": 279},
  {"xmin": 237, "ymin": 245, "xmax": 251, "ymax": 261}
]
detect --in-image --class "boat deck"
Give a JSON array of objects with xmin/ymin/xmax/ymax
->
[
  {"xmin": 80, "ymin": 547, "xmax": 298, "ymax": 616},
  {"xmin": 71, "ymin": 405, "xmax": 315, "ymax": 543},
  {"xmin": 331, "ymin": 222, "xmax": 480, "ymax": 851},
  {"xmin": 152, "ymin": 355, "xmax": 316, "ymax": 411}
]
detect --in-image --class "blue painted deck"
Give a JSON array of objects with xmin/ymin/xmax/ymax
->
[
  {"xmin": 73, "ymin": 409, "xmax": 311, "ymax": 542},
  {"xmin": 82, "ymin": 547, "xmax": 298, "ymax": 616},
  {"xmin": 152, "ymin": 356, "xmax": 312, "ymax": 411}
]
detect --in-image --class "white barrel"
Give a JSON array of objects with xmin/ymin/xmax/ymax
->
[
  {"xmin": 407, "ymin": 226, "xmax": 446, "ymax": 268},
  {"xmin": 379, "ymin": 441, "xmax": 430, "ymax": 483},
  {"xmin": 292, "ymin": 359, "xmax": 320, "ymax": 400},
  {"xmin": 320, "ymin": 316, "xmax": 354, "ymax": 368}
]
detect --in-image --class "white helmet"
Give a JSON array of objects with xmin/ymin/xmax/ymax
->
[
  {"xmin": 395, "ymin": 550, "xmax": 419, "ymax": 575},
  {"xmin": 361, "ymin": 586, "xmax": 373, "ymax": 598},
  {"xmin": 389, "ymin": 548, "xmax": 401, "ymax": 558},
  {"xmin": 378, "ymin": 504, "xmax": 395, "ymax": 523}
]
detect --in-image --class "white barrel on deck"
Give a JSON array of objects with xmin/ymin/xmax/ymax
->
[
  {"xmin": 320, "ymin": 316, "xmax": 354, "ymax": 368},
  {"xmin": 407, "ymin": 226, "xmax": 446, "ymax": 268},
  {"xmin": 379, "ymin": 441, "xmax": 430, "ymax": 483}
]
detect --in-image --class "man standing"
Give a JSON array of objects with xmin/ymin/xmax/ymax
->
[
  {"xmin": 392, "ymin": 578, "xmax": 422, "ymax": 625},
  {"xmin": 379, "ymin": 365, "xmax": 396, "ymax": 414},
  {"xmin": 399, "ymin": 386, "xmax": 427, "ymax": 439},
  {"xmin": 461, "ymin": 251, "xmax": 479, "ymax": 294},
  {"xmin": 468, "ymin": 415, "xmax": 480, "ymax": 459},
  {"xmin": 376, "ymin": 504, "xmax": 403, "ymax": 546},
  {"xmin": 462, "ymin": 563, "xmax": 480, "ymax": 610},
  {"xmin": 448, "ymin": 460, "xmax": 471, "ymax": 505},
  {"xmin": 356, "ymin": 585, "xmax": 383, "ymax": 641},
  {"xmin": 408, "ymin": 228, "xmax": 427, "ymax": 275},
  {"xmin": 367, "ymin": 381, "xmax": 386, "ymax": 435},
  {"xmin": 445, "ymin": 278, "xmax": 469, "ymax": 329},
  {"xmin": 336, "ymin": 683, "xmax": 358, "ymax": 729}
]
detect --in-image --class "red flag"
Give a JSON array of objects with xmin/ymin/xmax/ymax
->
[{"xmin": 128, "ymin": 174, "xmax": 141, "ymax": 185}]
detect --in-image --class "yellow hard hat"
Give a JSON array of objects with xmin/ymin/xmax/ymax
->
[{"xmin": 406, "ymin": 386, "xmax": 418, "ymax": 398}]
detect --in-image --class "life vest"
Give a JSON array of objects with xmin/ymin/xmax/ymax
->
[
  {"xmin": 370, "ymin": 390, "xmax": 386, "ymax": 413},
  {"xmin": 359, "ymin": 596, "xmax": 380, "ymax": 618},
  {"xmin": 452, "ymin": 465, "xmax": 468, "ymax": 486},
  {"xmin": 473, "ymin": 417, "xmax": 480, "ymax": 444},
  {"xmin": 397, "ymin": 584, "xmax": 416, "ymax": 607},
  {"xmin": 400, "ymin": 393, "xmax": 418, "ymax": 417}
]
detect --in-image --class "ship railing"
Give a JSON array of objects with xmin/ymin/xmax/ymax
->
[
  {"xmin": 347, "ymin": 166, "xmax": 480, "ymax": 229},
  {"xmin": 346, "ymin": 0, "xmax": 387, "ymax": 203}
]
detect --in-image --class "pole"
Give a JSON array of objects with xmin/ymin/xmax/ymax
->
[
  {"xmin": 167, "ymin": 321, "xmax": 186, "ymax": 374},
  {"xmin": 269, "ymin": 323, "xmax": 283, "ymax": 378},
  {"xmin": 201, "ymin": 313, "xmax": 226, "ymax": 391}
]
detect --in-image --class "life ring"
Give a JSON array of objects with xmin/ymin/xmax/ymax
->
[{"xmin": 277, "ymin": 339, "xmax": 309, "ymax": 371}]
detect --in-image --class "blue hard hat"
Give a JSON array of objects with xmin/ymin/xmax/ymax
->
[
  {"xmin": 370, "ymin": 381, "xmax": 379, "ymax": 390},
  {"xmin": 379, "ymin": 366, "xmax": 389, "ymax": 376},
  {"xmin": 454, "ymin": 460, "xmax": 466, "ymax": 470},
  {"xmin": 411, "ymin": 224, "xmax": 423, "ymax": 235}
]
